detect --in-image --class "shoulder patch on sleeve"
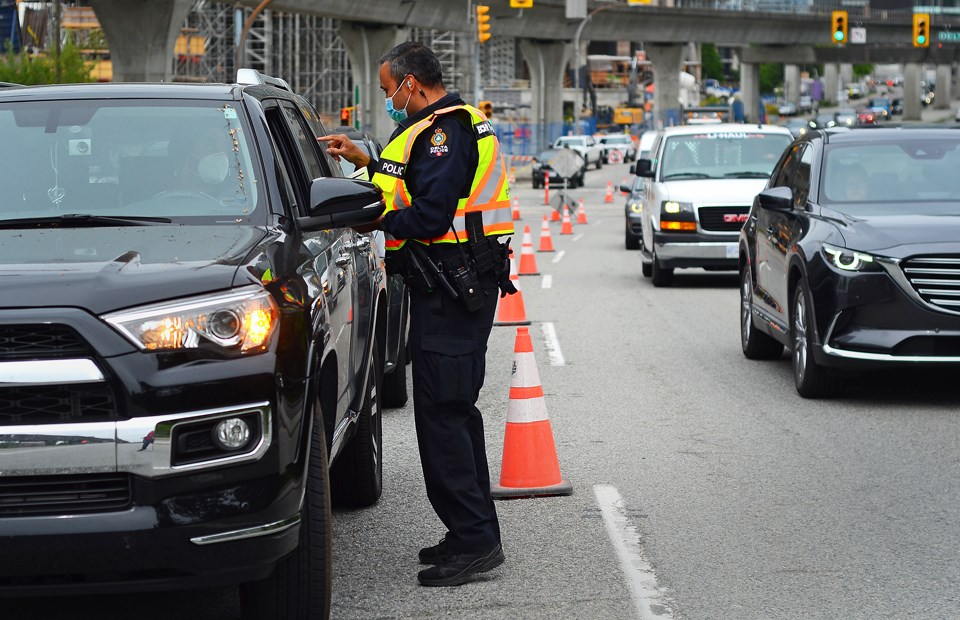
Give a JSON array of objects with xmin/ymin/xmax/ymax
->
[{"xmin": 427, "ymin": 127, "xmax": 450, "ymax": 158}]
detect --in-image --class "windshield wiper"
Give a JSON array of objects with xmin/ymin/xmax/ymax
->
[
  {"xmin": 723, "ymin": 171, "xmax": 771, "ymax": 179},
  {"xmin": 0, "ymin": 214, "xmax": 172, "ymax": 229},
  {"xmin": 663, "ymin": 172, "xmax": 713, "ymax": 180}
]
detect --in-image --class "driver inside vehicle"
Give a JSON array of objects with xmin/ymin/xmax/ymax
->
[{"xmin": 172, "ymin": 127, "xmax": 235, "ymax": 193}]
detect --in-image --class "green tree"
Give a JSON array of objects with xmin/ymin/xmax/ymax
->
[
  {"xmin": 701, "ymin": 43, "xmax": 724, "ymax": 81},
  {"xmin": 759, "ymin": 63, "xmax": 784, "ymax": 94},
  {"xmin": 0, "ymin": 40, "xmax": 94, "ymax": 85},
  {"xmin": 853, "ymin": 64, "xmax": 874, "ymax": 79}
]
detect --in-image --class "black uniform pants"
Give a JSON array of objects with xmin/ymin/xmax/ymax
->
[{"xmin": 408, "ymin": 270, "xmax": 501, "ymax": 554}]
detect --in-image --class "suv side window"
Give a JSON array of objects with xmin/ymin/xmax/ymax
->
[
  {"xmin": 791, "ymin": 145, "xmax": 813, "ymax": 208},
  {"xmin": 772, "ymin": 144, "xmax": 802, "ymax": 189},
  {"xmin": 281, "ymin": 101, "xmax": 326, "ymax": 182},
  {"xmin": 264, "ymin": 103, "xmax": 310, "ymax": 215},
  {"xmin": 293, "ymin": 96, "xmax": 344, "ymax": 178}
]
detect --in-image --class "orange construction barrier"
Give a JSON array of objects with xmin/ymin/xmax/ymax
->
[
  {"xmin": 576, "ymin": 198, "xmax": 588, "ymax": 225},
  {"xmin": 494, "ymin": 255, "xmax": 530, "ymax": 326},
  {"xmin": 560, "ymin": 205, "xmax": 574, "ymax": 235},
  {"xmin": 543, "ymin": 171, "xmax": 550, "ymax": 205},
  {"xmin": 492, "ymin": 327, "xmax": 572, "ymax": 499},
  {"xmin": 604, "ymin": 180, "xmax": 614, "ymax": 203},
  {"xmin": 537, "ymin": 215, "xmax": 555, "ymax": 253},
  {"xmin": 512, "ymin": 196, "xmax": 521, "ymax": 221},
  {"xmin": 518, "ymin": 225, "xmax": 540, "ymax": 276}
]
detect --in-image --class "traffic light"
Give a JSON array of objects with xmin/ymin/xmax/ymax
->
[
  {"xmin": 913, "ymin": 13, "xmax": 930, "ymax": 48},
  {"xmin": 476, "ymin": 5, "xmax": 491, "ymax": 44},
  {"xmin": 339, "ymin": 106, "xmax": 353, "ymax": 126},
  {"xmin": 479, "ymin": 100, "xmax": 494, "ymax": 118},
  {"xmin": 831, "ymin": 11, "xmax": 847, "ymax": 44},
  {"xmin": 509, "ymin": 0, "xmax": 533, "ymax": 7}
]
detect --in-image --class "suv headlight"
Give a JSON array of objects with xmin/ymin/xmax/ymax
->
[
  {"xmin": 104, "ymin": 287, "xmax": 278, "ymax": 353},
  {"xmin": 629, "ymin": 201, "xmax": 643, "ymax": 214},
  {"xmin": 822, "ymin": 244, "xmax": 881, "ymax": 272}
]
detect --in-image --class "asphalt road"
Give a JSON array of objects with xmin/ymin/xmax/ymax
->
[{"xmin": 7, "ymin": 156, "xmax": 960, "ymax": 619}]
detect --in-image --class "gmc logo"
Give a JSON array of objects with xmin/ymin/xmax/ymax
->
[{"xmin": 723, "ymin": 214, "xmax": 749, "ymax": 223}]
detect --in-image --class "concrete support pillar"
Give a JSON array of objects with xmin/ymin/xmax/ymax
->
[
  {"xmin": 823, "ymin": 63, "xmax": 840, "ymax": 104},
  {"xmin": 904, "ymin": 62, "xmax": 923, "ymax": 121},
  {"xmin": 519, "ymin": 40, "xmax": 570, "ymax": 153},
  {"xmin": 646, "ymin": 43, "xmax": 684, "ymax": 128},
  {"xmin": 935, "ymin": 64, "xmax": 952, "ymax": 110},
  {"xmin": 89, "ymin": 0, "xmax": 193, "ymax": 82},
  {"xmin": 784, "ymin": 64, "xmax": 802, "ymax": 105},
  {"xmin": 740, "ymin": 61, "xmax": 761, "ymax": 124},
  {"xmin": 840, "ymin": 63, "xmax": 854, "ymax": 87},
  {"xmin": 338, "ymin": 23, "xmax": 411, "ymax": 144}
]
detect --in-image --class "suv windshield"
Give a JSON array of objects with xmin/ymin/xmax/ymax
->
[
  {"xmin": 822, "ymin": 141, "xmax": 960, "ymax": 211},
  {"xmin": 0, "ymin": 100, "xmax": 262, "ymax": 224},
  {"xmin": 660, "ymin": 131, "xmax": 791, "ymax": 180},
  {"xmin": 556, "ymin": 137, "xmax": 587, "ymax": 147}
]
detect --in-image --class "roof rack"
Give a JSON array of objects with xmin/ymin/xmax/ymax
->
[
  {"xmin": 0, "ymin": 81, "xmax": 22, "ymax": 88},
  {"xmin": 236, "ymin": 68, "xmax": 291, "ymax": 92}
]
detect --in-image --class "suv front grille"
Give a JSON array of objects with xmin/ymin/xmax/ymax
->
[
  {"xmin": 698, "ymin": 206, "xmax": 749, "ymax": 232},
  {"xmin": 901, "ymin": 256, "xmax": 960, "ymax": 313},
  {"xmin": 0, "ymin": 325, "xmax": 92, "ymax": 361},
  {"xmin": 0, "ymin": 474, "xmax": 132, "ymax": 517},
  {"xmin": 0, "ymin": 384, "xmax": 118, "ymax": 425}
]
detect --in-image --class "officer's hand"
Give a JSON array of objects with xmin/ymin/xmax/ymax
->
[
  {"xmin": 351, "ymin": 215, "xmax": 383, "ymax": 235},
  {"xmin": 317, "ymin": 134, "xmax": 371, "ymax": 169}
]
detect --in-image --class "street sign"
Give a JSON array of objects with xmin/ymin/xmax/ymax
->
[
  {"xmin": 850, "ymin": 27, "xmax": 866, "ymax": 44},
  {"xmin": 939, "ymin": 31, "xmax": 960, "ymax": 43}
]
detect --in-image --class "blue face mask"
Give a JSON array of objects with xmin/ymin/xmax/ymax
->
[{"xmin": 385, "ymin": 78, "xmax": 413, "ymax": 123}]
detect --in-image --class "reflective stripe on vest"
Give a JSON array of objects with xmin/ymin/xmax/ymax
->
[{"xmin": 370, "ymin": 104, "xmax": 513, "ymax": 251}]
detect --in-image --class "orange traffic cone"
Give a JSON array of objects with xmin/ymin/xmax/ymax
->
[
  {"xmin": 550, "ymin": 205, "xmax": 561, "ymax": 222},
  {"xmin": 509, "ymin": 166, "xmax": 516, "ymax": 186},
  {"xmin": 518, "ymin": 225, "xmax": 540, "ymax": 276},
  {"xmin": 492, "ymin": 327, "xmax": 572, "ymax": 499},
  {"xmin": 495, "ymin": 255, "xmax": 530, "ymax": 326},
  {"xmin": 537, "ymin": 215, "xmax": 555, "ymax": 253},
  {"xmin": 560, "ymin": 205, "xmax": 574, "ymax": 235},
  {"xmin": 512, "ymin": 196, "xmax": 521, "ymax": 221},
  {"xmin": 576, "ymin": 198, "xmax": 588, "ymax": 225},
  {"xmin": 604, "ymin": 180, "xmax": 614, "ymax": 203}
]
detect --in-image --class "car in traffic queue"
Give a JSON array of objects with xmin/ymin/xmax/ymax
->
[
  {"xmin": 891, "ymin": 97, "xmax": 904, "ymax": 116},
  {"xmin": 635, "ymin": 123, "xmax": 793, "ymax": 286},
  {"xmin": 552, "ymin": 134, "xmax": 604, "ymax": 170},
  {"xmin": 781, "ymin": 117, "xmax": 816, "ymax": 138},
  {"xmin": 333, "ymin": 127, "xmax": 410, "ymax": 408},
  {"xmin": 532, "ymin": 147, "xmax": 586, "ymax": 189},
  {"xmin": 621, "ymin": 174, "xmax": 645, "ymax": 249},
  {"xmin": 868, "ymin": 97, "xmax": 892, "ymax": 121},
  {"xmin": 813, "ymin": 112, "xmax": 837, "ymax": 129},
  {"xmin": 835, "ymin": 107, "xmax": 858, "ymax": 128},
  {"xmin": 856, "ymin": 108, "xmax": 880, "ymax": 126},
  {"xmin": 739, "ymin": 127, "xmax": 960, "ymax": 398},
  {"xmin": 777, "ymin": 100, "xmax": 798, "ymax": 117},
  {"xmin": 597, "ymin": 133, "xmax": 638, "ymax": 163},
  {"xmin": 0, "ymin": 71, "xmax": 389, "ymax": 618}
]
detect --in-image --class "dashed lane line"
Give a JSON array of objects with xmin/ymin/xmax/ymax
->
[
  {"xmin": 540, "ymin": 322, "xmax": 565, "ymax": 366},
  {"xmin": 541, "ymin": 274, "xmax": 552, "ymax": 289},
  {"xmin": 552, "ymin": 250, "xmax": 565, "ymax": 264},
  {"xmin": 593, "ymin": 485, "xmax": 675, "ymax": 620},
  {"xmin": 573, "ymin": 233, "xmax": 583, "ymax": 242}
]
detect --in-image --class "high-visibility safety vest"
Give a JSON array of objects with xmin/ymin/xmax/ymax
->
[{"xmin": 370, "ymin": 103, "xmax": 513, "ymax": 251}]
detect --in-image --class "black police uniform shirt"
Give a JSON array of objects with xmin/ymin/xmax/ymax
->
[{"xmin": 377, "ymin": 93, "xmax": 480, "ymax": 243}]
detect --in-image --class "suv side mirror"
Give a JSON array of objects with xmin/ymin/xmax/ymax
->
[
  {"xmin": 300, "ymin": 178, "xmax": 385, "ymax": 231},
  {"xmin": 635, "ymin": 158, "xmax": 654, "ymax": 178},
  {"xmin": 757, "ymin": 186, "xmax": 793, "ymax": 211}
]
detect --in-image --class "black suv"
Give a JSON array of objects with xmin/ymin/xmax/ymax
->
[
  {"xmin": 0, "ymin": 71, "xmax": 387, "ymax": 618},
  {"xmin": 740, "ymin": 127, "xmax": 960, "ymax": 398}
]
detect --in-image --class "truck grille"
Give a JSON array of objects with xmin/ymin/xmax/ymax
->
[
  {"xmin": 0, "ymin": 325, "xmax": 92, "ymax": 361},
  {"xmin": 698, "ymin": 206, "xmax": 749, "ymax": 232},
  {"xmin": 0, "ymin": 384, "xmax": 118, "ymax": 425},
  {"xmin": 901, "ymin": 256, "xmax": 960, "ymax": 314},
  {"xmin": 0, "ymin": 474, "xmax": 132, "ymax": 517}
]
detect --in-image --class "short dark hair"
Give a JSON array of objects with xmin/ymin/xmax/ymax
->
[{"xmin": 378, "ymin": 41, "xmax": 444, "ymax": 89}]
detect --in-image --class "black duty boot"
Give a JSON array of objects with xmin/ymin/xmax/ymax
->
[
  {"xmin": 416, "ymin": 543, "xmax": 505, "ymax": 587},
  {"xmin": 418, "ymin": 535, "xmax": 450, "ymax": 565}
]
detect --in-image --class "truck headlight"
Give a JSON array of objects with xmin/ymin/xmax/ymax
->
[
  {"xmin": 103, "ymin": 287, "xmax": 278, "ymax": 353},
  {"xmin": 661, "ymin": 200, "xmax": 693, "ymax": 214},
  {"xmin": 822, "ymin": 244, "xmax": 881, "ymax": 272}
]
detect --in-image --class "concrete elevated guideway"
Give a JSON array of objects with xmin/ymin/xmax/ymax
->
[{"xmin": 90, "ymin": 0, "xmax": 960, "ymax": 134}]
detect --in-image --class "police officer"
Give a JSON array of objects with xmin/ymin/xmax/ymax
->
[{"xmin": 319, "ymin": 41, "xmax": 514, "ymax": 587}]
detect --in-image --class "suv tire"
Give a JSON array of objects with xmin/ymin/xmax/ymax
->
[
  {"xmin": 239, "ymin": 401, "xmax": 332, "ymax": 620},
  {"xmin": 792, "ymin": 282, "xmax": 841, "ymax": 398},
  {"xmin": 740, "ymin": 267, "xmax": 784, "ymax": 359},
  {"xmin": 382, "ymin": 338, "xmax": 408, "ymax": 408},
  {"xmin": 331, "ymin": 342, "xmax": 383, "ymax": 507}
]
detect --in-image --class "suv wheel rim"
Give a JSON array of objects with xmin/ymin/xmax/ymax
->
[
  {"xmin": 741, "ymin": 270, "xmax": 752, "ymax": 347},
  {"xmin": 793, "ymin": 293, "xmax": 808, "ymax": 381}
]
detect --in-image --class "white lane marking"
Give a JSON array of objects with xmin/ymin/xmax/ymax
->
[
  {"xmin": 573, "ymin": 233, "xmax": 583, "ymax": 242},
  {"xmin": 594, "ymin": 219, "xmax": 602, "ymax": 226},
  {"xmin": 540, "ymin": 322, "xmax": 565, "ymax": 366},
  {"xmin": 552, "ymin": 250, "xmax": 566, "ymax": 264},
  {"xmin": 542, "ymin": 274, "xmax": 553, "ymax": 289},
  {"xmin": 593, "ymin": 485, "xmax": 675, "ymax": 620}
]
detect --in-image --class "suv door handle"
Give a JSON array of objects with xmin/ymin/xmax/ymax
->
[
  {"xmin": 335, "ymin": 254, "xmax": 352, "ymax": 267},
  {"xmin": 354, "ymin": 237, "xmax": 371, "ymax": 251}
]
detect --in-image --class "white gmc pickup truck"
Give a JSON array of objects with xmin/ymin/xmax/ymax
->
[{"xmin": 552, "ymin": 135, "xmax": 604, "ymax": 171}]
